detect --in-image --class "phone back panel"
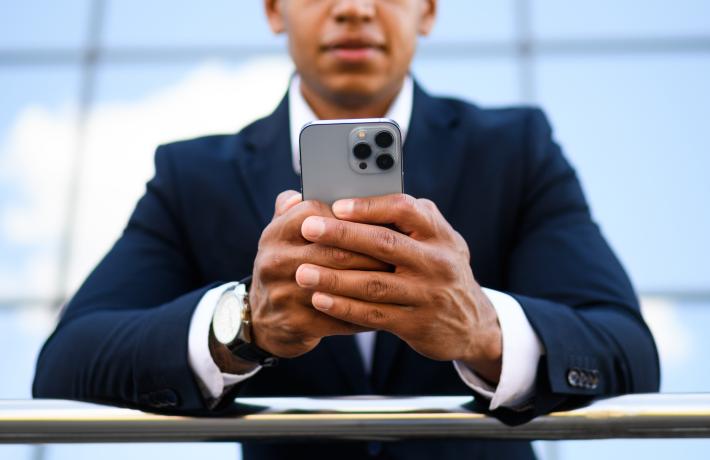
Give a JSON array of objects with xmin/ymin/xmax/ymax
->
[{"xmin": 299, "ymin": 119, "xmax": 403, "ymax": 205}]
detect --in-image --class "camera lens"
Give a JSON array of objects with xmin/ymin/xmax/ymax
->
[
  {"xmin": 375, "ymin": 130, "xmax": 394, "ymax": 148},
  {"xmin": 376, "ymin": 154, "xmax": 395, "ymax": 170},
  {"xmin": 353, "ymin": 142, "xmax": 372, "ymax": 159}
]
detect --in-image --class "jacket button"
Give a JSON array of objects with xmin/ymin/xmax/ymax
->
[
  {"xmin": 589, "ymin": 371, "xmax": 600, "ymax": 389},
  {"xmin": 567, "ymin": 369, "xmax": 580, "ymax": 387},
  {"xmin": 147, "ymin": 389, "xmax": 179, "ymax": 408}
]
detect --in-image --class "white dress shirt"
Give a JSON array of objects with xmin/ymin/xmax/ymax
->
[{"xmin": 188, "ymin": 75, "xmax": 544, "ymax": 410}]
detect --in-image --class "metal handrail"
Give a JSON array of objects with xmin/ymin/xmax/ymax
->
[{"xmin": 2, "ymin": 393, "xmax": 709, "ymax": 444}]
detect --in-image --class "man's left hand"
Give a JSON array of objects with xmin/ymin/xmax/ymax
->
[{"xmin": 295, "ymin": 194, "xmax": 503, "ymax": 384}]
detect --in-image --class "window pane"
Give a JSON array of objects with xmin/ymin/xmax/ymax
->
[
  {"xmin": 66, "ymin": 58, "xmax": 293, "ymax": 292},
  {"xmin": 103, "ymin": 0, "xmax": 283, "ymax": 48},
  {"xmin": 535, "ymin": 54, "xmax": 710, "ymax": 292},
  {"xmin": 532, "ymin": 0, "xmax": 710, "ymax": 39},
  {"xmin": 0, "ymin": 305, "xmax": 54, "ymax": 398},
  {"xmin": 427, "ymin": 0, "xmax": 515, "ymax": 43},
  {"xmin": 0, "ymin": 0, "xmax": 90, "ymax": 49},
  {"xmin": 0, "ymin": 68, "xmax": 80, "ymax": 299},
  {"xmin": 412, "ymin": 56, "xmax": 520, "ymax": 106}
]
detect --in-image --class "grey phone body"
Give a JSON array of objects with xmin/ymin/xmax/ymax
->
[{"xmin": 299, "ymin": 118, "xmax": 404, "ymax": 205}]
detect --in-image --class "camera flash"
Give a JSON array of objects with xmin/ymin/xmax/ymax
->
[{"xmin": 357, "ymin": 130, "xmax": 366, "ymax": 139}]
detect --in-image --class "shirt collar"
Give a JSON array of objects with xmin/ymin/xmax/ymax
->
[{"xmin": 288, "ymin": 74, "xmax": 413, "ymax": 174}]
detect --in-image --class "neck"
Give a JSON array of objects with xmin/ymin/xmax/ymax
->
[{"xmin": 299, "ymin": 79, "xmax": 404, "ymax": 120}]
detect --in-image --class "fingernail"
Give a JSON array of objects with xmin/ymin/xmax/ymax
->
[
  {"xmin": 332, "ymin": 199, "xmax": 354, "ymax": 217},
  {"xmin": 302, "ymin": 216, "xmax": 326, "ymax": 239},
  {"xmin": 297, "ymin": 265, "xmax": 320, "ymax": 286},
  {"xmin": 312, "ymin": 293, "xmax": 333, "ymax": 311}
]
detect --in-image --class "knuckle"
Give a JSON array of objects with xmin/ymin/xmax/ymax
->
[
  {"xmin": 365, "ymin": 277, "xmax": 389, "ymax": 301},
  {"xmin": 334, "ymin": 220, "xmax": 349, "ymax": 242},
  {"xmin": 366, "ymin": 308, "xmax": 388, "ymax": 326},
  {"xmin": 419, "ymin": 198, "xmax": 438, "ymax": 212},
  {"xmin": 374, "ymin": 229, "xmax": 399, "ymax": 256},
  {"xmin": 323, "ymin": 270, "xmax": 340, "ymax": 291},
  {"xmin": 275, "ymin": 190, "xmax": 294, "ymax": 206},
  {"xmin": 267, "ymin": 284, "xmax": 292, "ymax": 307},
  {"xmin": 363, "ymin": 197, "xmax": 375, "ymax": 216},
  {"xmin": 394, "ymin": 193, "xmax": 417, "ymax": 213},
  {"xmin": 341, "ymin": 302, "xmax": 354, "ymax": 321},
  {"xmin": 326, "ymin": 245, "xmax": 352, "ymax": 265},
  {"xmin": 265, "ymin": 250, "xmax": 285, "ymax": 269}
]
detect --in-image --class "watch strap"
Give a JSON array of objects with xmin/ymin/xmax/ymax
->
[
  {"xmin": 228, "ymin": 275, "xmax": 278, "ymax": 367},
  {"xmin": 229, "ymin": 341, "xmax": 279, "ymax": 367}
]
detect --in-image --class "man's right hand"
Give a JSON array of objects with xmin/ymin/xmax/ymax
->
[{"xmin": 247, "ymin": 190, "xmax": 388, "ymax": 359}]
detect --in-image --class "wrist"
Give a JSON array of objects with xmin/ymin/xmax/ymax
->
[{"xmin": 461, "ymin": 288, "xmax": 503, "ymax": 384}]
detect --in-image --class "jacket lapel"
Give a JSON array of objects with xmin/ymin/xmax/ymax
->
[
  {"xmin": 402, "ymin": 81, "xmax": 461, "ymax": 209},
  {"xmin": 234, "ymin": 92, "xmax": 300, "ymax": 227}
]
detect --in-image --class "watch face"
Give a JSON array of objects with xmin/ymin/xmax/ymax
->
[{"xmin": 213, "ymin": 291, "xmax": 243, "ymax": 345}]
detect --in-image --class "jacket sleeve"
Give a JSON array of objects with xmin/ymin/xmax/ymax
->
[
  {"xmin": 479, "ymin": 109, "xmax": 660, "ymax": 425},
  {"xmin": 33, "ymin": 145, "xmax": 226, "ymax": 414}
]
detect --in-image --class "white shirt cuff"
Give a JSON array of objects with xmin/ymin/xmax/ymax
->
[
  {"xmin": 188, "ymin": 282, "xmax": 262, "ymax": 401},
  {"xmin": 453, "ymin": 288, "xmax": 544, "ymax": 411}
]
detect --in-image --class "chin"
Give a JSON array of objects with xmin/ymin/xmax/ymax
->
[{"xmin": 323, "ymin": 73, "xmax": 391, "ymax": 103}]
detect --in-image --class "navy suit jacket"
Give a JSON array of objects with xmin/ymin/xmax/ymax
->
[{"xmin": 34, "ymin": 83, "xmax": 659, "ymax": 460}]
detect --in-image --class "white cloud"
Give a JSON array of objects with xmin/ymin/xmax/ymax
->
[
  {"xmin": 0, "ymin": 57, "xmax": 293, "ymax": 300},
  {"xmin": 640, "ymin": 297, "xmax": 693, "ymax": 370}
]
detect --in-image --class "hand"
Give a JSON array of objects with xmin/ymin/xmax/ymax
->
[
  {"xmin": 295, "ymin": 194, "xmax": 503, "ymax": 383},
  {"xmin": 246, "ymin": 190, "xmax": 388, "ymax": 360}
]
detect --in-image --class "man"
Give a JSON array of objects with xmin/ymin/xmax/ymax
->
[{"xmin": 33, "ymin": 1, "xmax": 660, "ymax": 459}]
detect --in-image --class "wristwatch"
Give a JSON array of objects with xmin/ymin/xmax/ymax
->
[{"xmin": 211, "ymin": 277, "xmax": 278, "ymax": 367}]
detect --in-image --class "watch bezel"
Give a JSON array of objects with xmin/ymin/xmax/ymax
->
[{"xmin": 212, "ymin": 283, "xmax": 248, "ymax": 346}]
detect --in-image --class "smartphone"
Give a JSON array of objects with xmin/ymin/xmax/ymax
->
[{"xmin": 299, "ymin": 118, "xmax": 404, "ymax": 205}]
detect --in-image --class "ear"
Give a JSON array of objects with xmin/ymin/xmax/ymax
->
[
  {"xmin": 417, "ymin": 0, "xmax": 437, "ymax": 36},
  {"xmin": 264, "ymin": 0, "xmax": 286, "ymax": 34}
]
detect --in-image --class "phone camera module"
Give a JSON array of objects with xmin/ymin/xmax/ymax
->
[
  {"xmin": 376, "ymin": 154, "xmax": 395, "ymax": 170},
  {"xmin": 375, "ymin": 130, "xmax": 394, "ymax": 148},
  {"xmin": 353, "ymin": 142, "xmax": 372, "ymax": 160}
]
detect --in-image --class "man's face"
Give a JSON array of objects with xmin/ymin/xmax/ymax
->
[{"xmin": 266, "ymin": 0, "xmax": 436, "ymax": 104}]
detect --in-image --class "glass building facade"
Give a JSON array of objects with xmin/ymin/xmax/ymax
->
[{"xmin": 1, "ymin": 1, "xmax": 709, "ymax": 458}]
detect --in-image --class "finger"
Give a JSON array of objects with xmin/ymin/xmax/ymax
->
[
  {"xmin": 295, "ymin": 264, "xmax": 420, "ymax": 305},
  {"xmin": 256, "ymin": 282, "xmax": 372, "ymax": 338},
  {"xmin": 332, "ymin": 194, "xmax": 436, "ymax": 237},
  {"xmin": 306, "ymin": 308, "xmax": 374, "ymax": 336},
  {"xmin": 277, "ymin": 199, "xmax": 332, "ymax": 242},
  {"xmin": 291, "ymin": 287, "xmax": 375, "ymax": 336},
  {"xmin": 310, "ymin": 292, "xmax": 410, "ymax": 332},
  {"xmin": 300, "ymin": 244, "xmax": 391, "ymax": 271},
  {"xmin": 274, "ymin": 190, "xmax": 302, "ymax": 217},
  {"xmin": 301, "ymin": 216, "xmax": 425, "ymax": 267}
]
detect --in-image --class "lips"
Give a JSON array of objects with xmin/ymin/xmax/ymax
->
[{"xmin": 321, "ymin": 37, "xmax": 386, "ymax": 62}]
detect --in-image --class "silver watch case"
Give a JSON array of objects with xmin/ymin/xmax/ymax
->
[{"xmin": 212, "ymin": 283, "xmax": 249, "ymax": 346}]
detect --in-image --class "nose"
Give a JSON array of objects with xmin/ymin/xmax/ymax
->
[{"xmin": 332, "ymin": 0, "xmax": 375, "ymax": 24}]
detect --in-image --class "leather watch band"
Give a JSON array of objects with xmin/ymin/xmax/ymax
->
[
  {"xmin": 227, "ymin": 275, "xmax": 279, "ymax": 367},
  {"xmin": 230, "ymin": 341, "xmax": 279, "ymax": 367}
]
